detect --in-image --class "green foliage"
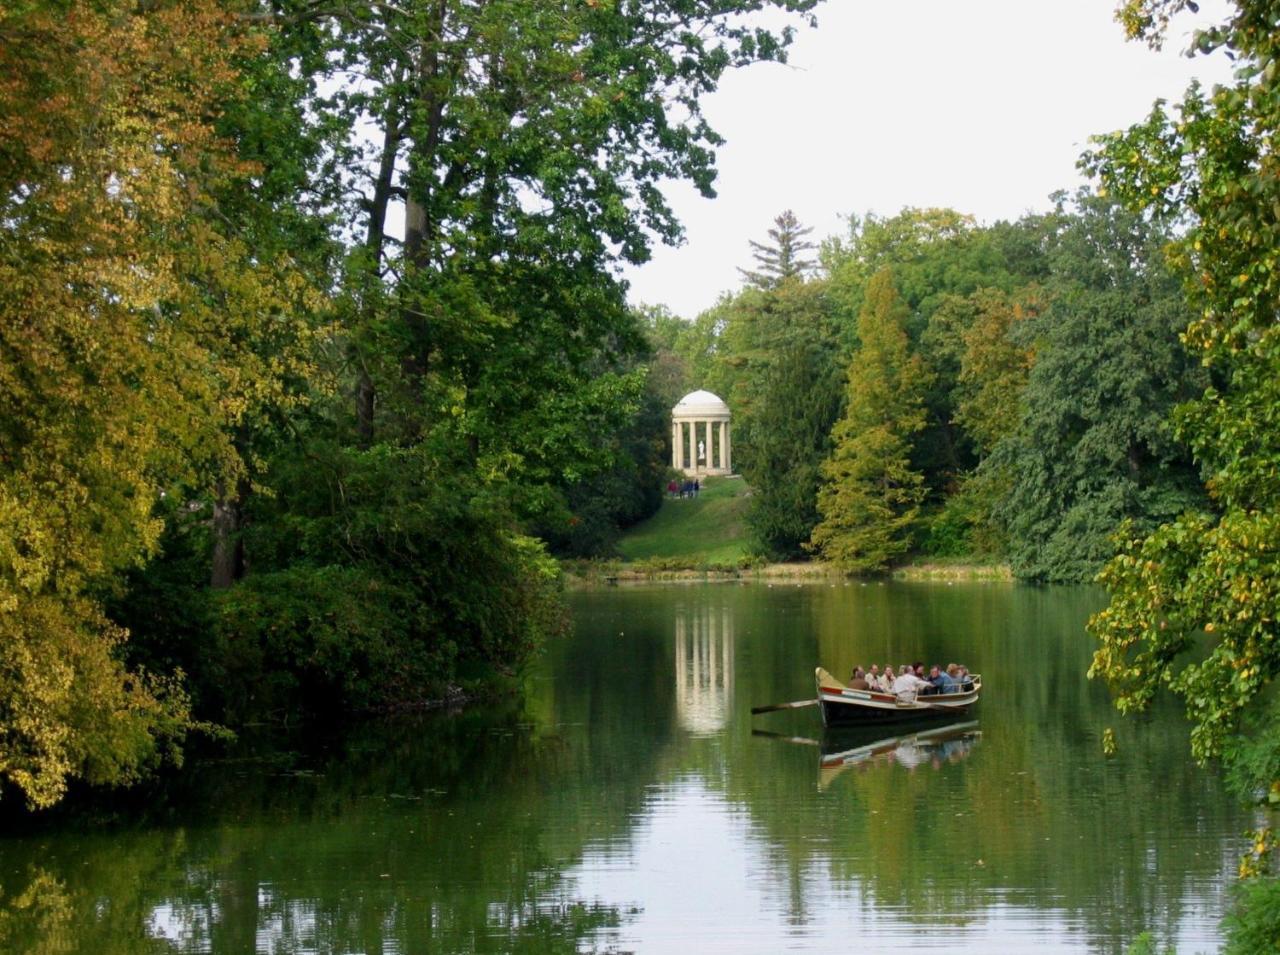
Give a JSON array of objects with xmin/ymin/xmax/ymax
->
[
  {"xmin": 823, "ymin": 209, "xmax": 1050, "ymax": 341},
  {"xmin": 810, "ymin": 270, "xmax": 930, "ymax": 573},
  {"xmin": 811, "ymin": 428, "xmax": 925, "ymax": 572},
  {"xmin": 826, "ymin": 208, "xmax": 1052, "ymax": 494},
  {"xmin": 1222, "ymin": 698, "xmax": 1280, "ymax": 808},
  {"xmin": 0, "ymin": 0, "xmax": 825, "ymax": 806},
  {"xmin": 741, "ymin": 343, "xmax": 844, "ymax": 559},
  {"xmin": 1083, "ymin": 6, "xmax": 1280, "ymax": 941},
  {"xmin": 954, "ymin": 287, "xmax": 1042, "ymax": 455},
  {"xmin": 121, "ymin": 437, "xmax": 569, "ymax": 726},
  {"xmin": 717, "ymin": 276, "xmax": 844, "ymax": 559},
  {"xmin": 920, "ymin": 474, "xmax": 1010, "ymax": 559},
  {"xmin": 1222, "ymin": 877, "xmax": 1280, "ymax": 955},
  {"xmin": 208, "ymin": 567, "xmax": 427, "ymax": 719},
  {"xmin": 989, "ymin": 192, "xmax": 1202, "ymax": 583},
  {"xmin": 208, "ymin": 526, "xmax": 561, "ymax": 722},
  {"xmin": 1085, "ymin": 0, "xmax": 1280, "ymax": 761},
  {"xmin": 528, "ymin": 311, "xmax": 676, "ymax": 560},
  {"xmin": 0, "ymin": 0, "xmax": 315, "ymax": 807}
]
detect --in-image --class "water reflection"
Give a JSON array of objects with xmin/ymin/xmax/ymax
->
[
  {"xmin": 822, "ymin": 721, "xmax": 981, "ymax": 788},
  {"xmin": 0, "ymin": 582, "xmax": 1251, "ymax": 954},
  {"xmin": 674, "ymin": 603, "xmax": 734, "ymax": 735},
  {"xmin": 752, "ymin": 719, "xmax": 983, "ymax": 790}
]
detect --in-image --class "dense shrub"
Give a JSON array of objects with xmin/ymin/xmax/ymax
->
[{"xmin": 1222, "ymin": 877, "xmax": 1280, "ymax": 955}]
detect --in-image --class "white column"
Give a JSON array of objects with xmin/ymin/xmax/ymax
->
[
  {"xmin": 687, "ymin": 419, "xmax": 696, "ymax": 474},
  {"xmin": 724, "ymin": 421, "xmax": 731, "ymax": 473}
]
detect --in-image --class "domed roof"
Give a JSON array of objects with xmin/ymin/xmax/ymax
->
[{"xmin": 673, "ymin": 389, "xmax": 730, "ymax": 417}]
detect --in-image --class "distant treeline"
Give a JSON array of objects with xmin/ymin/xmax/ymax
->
[{"xmin": 624, "ymin": 195, "xmax": 1205, "ymax": 583}]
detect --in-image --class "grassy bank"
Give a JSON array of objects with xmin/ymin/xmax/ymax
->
[
  {"xmin": 563, "ymin": 558, "xmax": 1011, "ymax": 587},
  {"xmin": 891, "ymin": 559, "xmax": 1013, "ymax": 581},
  {"xmin": 616, "ymin": 475, "xmax": 752, "ymax": 563},
  {"xmin": 571, "ymin": 476, "xmax": 1012, "ymax": 586}
]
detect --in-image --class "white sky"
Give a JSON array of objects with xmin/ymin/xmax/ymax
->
[{"xmin": 621, "ymin": 0, "xmax": 1235, "ymax": 319}]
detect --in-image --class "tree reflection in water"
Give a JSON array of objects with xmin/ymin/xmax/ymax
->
[{"xmin": 0, "ymin": 583, "xmax": 1255, "ymax": 954}]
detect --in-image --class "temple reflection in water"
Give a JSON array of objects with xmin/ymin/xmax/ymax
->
[{"xmin": 674, "ymin": 601, "xmax": 734, "ymax": 735}]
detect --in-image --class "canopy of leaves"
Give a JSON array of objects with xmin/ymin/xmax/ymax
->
[
  {"xmin": 825, "ymin": 208, "xmax": 1052, "ymax": 495},
  {"xmin": 988, "ymin": 193, "xmax": 1202, "ymax": 583},
  {"xmin": 0, "ymin": 0, "xmax": 314, "ymax": 807},
  {"xmin": 0, "ymin": 0, "xmax": 825, "ymax": 809},
  {"xmin": 1082, "ymin": 0, "xmax": 1280, "ymax": 918}
]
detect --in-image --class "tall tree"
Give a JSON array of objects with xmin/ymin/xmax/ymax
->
[
  {"xmin": 0, "ymin": 0, "xmax": 312, "ymax": 806},
  {"xmin": 110, "ymin": 1, "xmax": 827, "ymax": 732},
  {"xmin": 1084, "ymin": 2, "xmax": 1280, "ymax": 939},
  {"xmin": 825, "ymin": 208, "xmax": 1051, "ymax": 496},
  {"xmin": 988, "ymin": 192, "xmax": 1202, "ymax": 584},
  {"xmin": 714, "ymin": 275, "xmax": 843, "ymax": 559},
  {"xmin": 912, "ymin": 285, "xmax": 1043, "ymax": 559},
  {"xmin": 739, "ymin": 210, "xmax": 817, "ymax": 289},
  {"xmin": 810, "ymin": 270, "xmax": 930, "ymax": 573}
]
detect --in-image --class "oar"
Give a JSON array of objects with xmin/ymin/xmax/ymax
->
[
  {"xmin": 751, "ymin": 698, "xmax": 818, "ymax": 715},
  {"xmin": 751, "ymin": 728, "xmax": 821, "ymax": 747}
]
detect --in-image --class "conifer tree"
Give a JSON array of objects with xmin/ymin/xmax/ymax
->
[
  {"xmin": 810, "ymin": 270, "xmax": 930, "ymax": 572},
  {"xmin": 738, "ymin": 210, "xmax": 817, "ymax": 289}
]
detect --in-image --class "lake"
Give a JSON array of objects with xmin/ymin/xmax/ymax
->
[{"xmin": 0, "ymin": 582, "xmax": 1250, "ymax": 953}]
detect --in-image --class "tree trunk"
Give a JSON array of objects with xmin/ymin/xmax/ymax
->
[
  {"xmin": 353, "ymin": 87, "xmax": 404, "ymax": 449},
  {"xmin": 211, "ymin": 478, "xmax": 249, "ymax": 589},
  {"xmin": 356, "ymin": 370, "xmax": 376, "ymax": 448},
  {"xmin": 401, "ymin": 1, "xmax": 450, "ymax": 381}
]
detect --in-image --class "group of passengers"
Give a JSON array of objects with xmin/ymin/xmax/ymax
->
[{"xmin": 847, "ymin": 662, "xmax": 974, "ymax": 698}]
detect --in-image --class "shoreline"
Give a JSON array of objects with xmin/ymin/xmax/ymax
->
[{"xmin": 562, "ymin": 559, "xmax": 1012, "ymax": 587}]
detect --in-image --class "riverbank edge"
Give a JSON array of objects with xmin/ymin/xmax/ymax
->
[{"xmin": 561, "ymin": 559, "xmax": 1013, "ymax": 587}]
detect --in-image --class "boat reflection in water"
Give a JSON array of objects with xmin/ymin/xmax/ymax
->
[
  {"xmin": 818, "ymin": 719, "xmax": 981, "ymax": 789},
  {"xmin": 754, "ymin": 720, "xmax": 982, "ymax": 790}
]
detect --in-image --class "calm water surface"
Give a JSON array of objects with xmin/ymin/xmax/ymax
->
[{"xmin": 0, "ymin": 582, "xmax": 1251, "ymax": 953}]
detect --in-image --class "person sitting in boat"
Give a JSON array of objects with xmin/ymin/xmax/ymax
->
[
  {"xmin": 892, "ymin": 666, "xmax": 931, "ymax": 703},
  {"xmin": 946, "ymin": 663, "xmax": 967, "ymax": 691},
  {"xmin": 867, "ymin": 664, "xmax": 881, "ymax": 689},
  {"xmin": 848, "ymin": 666, "xmax": 871, "ymax": 690},
  {"xmin": 879, "ymin": 665, "xmax": 895, "ymax": 692},
  {"xmin": 955, "ymin": 664, "xmax": 974, "ymax": 691},
  {"xmin": 926, "ymin": 664, "xmax": 958, "ymax": 695}
]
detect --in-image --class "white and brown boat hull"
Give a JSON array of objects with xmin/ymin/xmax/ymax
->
[{"xmin": 815, "ymin": 667, "xmax": 982, "ymax": 726}]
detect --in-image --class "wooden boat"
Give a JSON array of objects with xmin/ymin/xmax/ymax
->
[{"xmin": 815, "ymin": 666, "xmax": 982, "ymax": 726}]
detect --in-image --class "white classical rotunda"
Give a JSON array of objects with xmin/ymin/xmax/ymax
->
[{"xmin": 671, "ymin": 389, "xmax": 732, "ymax": 477}]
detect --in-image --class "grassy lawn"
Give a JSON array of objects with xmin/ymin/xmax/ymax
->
[{"xmin": 617, "ymin": 476, "xmax": 753, "ymax": 563}]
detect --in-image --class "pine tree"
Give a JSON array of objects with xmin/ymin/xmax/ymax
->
[
  {"xmin": 738, "ymin": 210, "xmax": 816, "ymax": 289},
  {"xmin": 810, "ymin": 270, "xmax": 930, "ymax": 572}
]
